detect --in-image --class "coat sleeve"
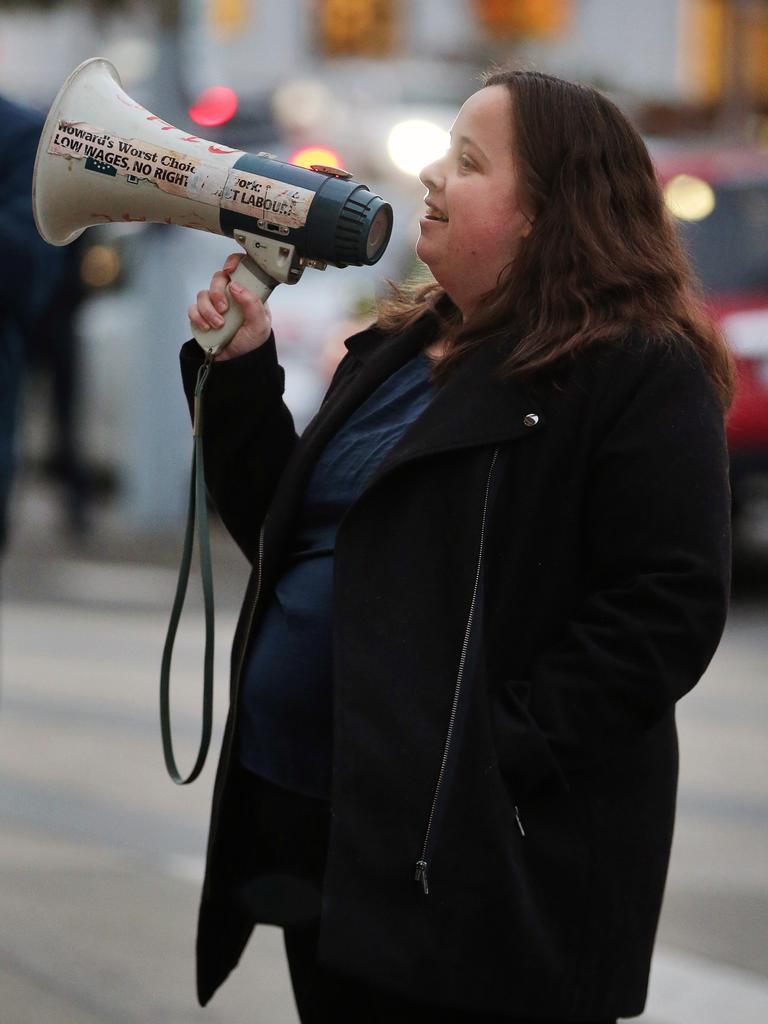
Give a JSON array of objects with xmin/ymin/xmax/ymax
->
[
  {"xmin": 179, "ymin": 335, "xmax": 361, "ymax": 562},
  {"xmin": 494, "ymin": 339, "xmax": 732, "ymax": 799},
  {"xmin": 180, "ymin": 334, "xmax": 298, "ymax": 562}
]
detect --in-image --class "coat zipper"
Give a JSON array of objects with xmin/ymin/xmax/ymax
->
[{"xmin": 414, "ymin": 447, "xmax": 505, "ymax": 896}]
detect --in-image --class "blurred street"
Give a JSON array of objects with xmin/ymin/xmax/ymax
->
[{"xmin": 0, "ymin": 484, "xmax": 766, "ymax": 1024}]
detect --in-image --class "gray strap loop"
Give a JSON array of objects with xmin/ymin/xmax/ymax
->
[{"xmin": 160, "ymin": 352, "xmax": 216, "ymax": 785}]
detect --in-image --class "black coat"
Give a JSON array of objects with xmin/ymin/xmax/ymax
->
[{"xmin": 180, "ymin": 314, "xmax": 730, "ymax": 1019}]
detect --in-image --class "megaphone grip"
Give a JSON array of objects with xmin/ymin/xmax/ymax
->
[{"xmin": 192, "ymin": 255, "xmax": 275, "ymax": 354}]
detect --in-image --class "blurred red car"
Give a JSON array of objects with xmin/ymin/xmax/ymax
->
[{"xmin": 651, "ymin": 144, "xmax": 768, "ymax": 526}]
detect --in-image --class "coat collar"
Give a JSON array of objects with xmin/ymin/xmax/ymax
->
[
  {"xmin": 340, "ymin": 315, "xmax": 547, "ymax": 457},
  {"xmin": 262, "ymin": 317, "xmax": 546, "ymax": 560},
  {"xmin": 383, "ymin": 330, "xmax": 546, "ymax": 471}
]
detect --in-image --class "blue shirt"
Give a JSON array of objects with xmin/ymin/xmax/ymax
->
[{"xmin": 237, "ymin": 350, "xmax": 435, "ymax": 798}]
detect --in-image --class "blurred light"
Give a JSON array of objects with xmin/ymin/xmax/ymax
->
[
  {"xmin": 101, "ymin": 38, "xmax": 158, "ymax": 86},
  {"xmin": 188, "ymin": 86, "xmax": 238, "ymax": 127},
  {"xmin": 387, "ymin": 120, "xmax": 449, "ymax": 177},
  {"xmin": 81, "ymin": 245, "xmax": 121, "ymax": 289},
  {"xmin": 289, "ymin": 146, "xmax": 344, "ymax": 170},
  {"xmin": 664, "ymin": 174, "xmax": 716, "ymax": 221},
  {"xmin": 210, "ymin": 0, "xmax": 248, "ymax": 38},
  {"xmin": 472, "ymin": 0, "xmax": 570, "ymax": 37},
  {"xmin": 317, "ymin": 0, "xmax": 399, "ymax": 56},
  {"xmin": 272, "ymin": 79, "xmax": 336, "ymax": 134}
]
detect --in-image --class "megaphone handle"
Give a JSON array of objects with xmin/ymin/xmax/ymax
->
[{"xmin": 192, "ymin": 255, "xmax": 277, "ymax": 354}]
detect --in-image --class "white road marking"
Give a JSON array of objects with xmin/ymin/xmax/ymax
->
[
  {"xmin": 643, "ymin": 946, "xmax": 768, "ymax": 1023},
  {"xmin": 163, "ymin": 853, "xmax": 206, "ymax": 884},
  {"xmin": 51, "ymin": 560, "xmax": 179, "ymax": 604}
]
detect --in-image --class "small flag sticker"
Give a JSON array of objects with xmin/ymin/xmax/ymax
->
[{"xmin": 85, "ymin": 156, "xmax": 117, "ymax": 178}]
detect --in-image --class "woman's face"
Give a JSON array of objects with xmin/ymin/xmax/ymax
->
[{"xmin": 416, "ymin": 85, "xmax": 532, "ymax": 317}]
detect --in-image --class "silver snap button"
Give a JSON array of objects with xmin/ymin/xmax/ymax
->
[{"xmin": 523, "ymin": 413, "xmax": 539, "ymax": 427}]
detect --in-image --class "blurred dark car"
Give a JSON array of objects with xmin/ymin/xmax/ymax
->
[{"xmin": 653, "ymin": 144, "xmax": 768, "ymax": 525}]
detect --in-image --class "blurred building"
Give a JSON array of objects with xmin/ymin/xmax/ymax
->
[
  {"xmin": 3, "ymin": 0, "xmax": 768, "ymax": 532},
  {"xmin": 4, "ymin": 1, "xmax": 767, "ymax": 124}
]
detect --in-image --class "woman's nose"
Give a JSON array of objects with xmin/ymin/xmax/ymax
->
[{"xmin": 419, "ymin": 158, "xmax": 444, "ymax": 191}]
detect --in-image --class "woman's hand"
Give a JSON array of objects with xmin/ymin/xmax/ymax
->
[{"xmin": 188, "ymin": 252, "xmax": 273, "ymax": 361}]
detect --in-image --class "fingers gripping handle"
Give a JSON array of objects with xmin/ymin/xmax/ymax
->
[{"xmin": 192, "ymin": 256, "xmax": 276, "ymax": 354}]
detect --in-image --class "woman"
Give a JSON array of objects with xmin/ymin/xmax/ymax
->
[{"xmin": 182, "ymin": 70, "xmax": 732, "ymax": 1023}]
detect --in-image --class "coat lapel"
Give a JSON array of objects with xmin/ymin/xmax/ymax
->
[
  {"xmin": 373, "ymin": 333, "xmax": 546, "ymax": 478},
  {"xmin": 261, "ymin": 319, "xmax": 546, "ymax": 570}
]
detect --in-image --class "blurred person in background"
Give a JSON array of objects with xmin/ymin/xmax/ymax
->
[
  {"xmin": 25, "ymin": 234, "xmax": 92, "ymax": 537},
  {"xmin": 0, "ymin": 92, "xmax": 75, "ymax": 553},
  {"xmin": 0, "ymin": 93, "xmax": 49, "ymax": 553},
  {"xmin": 182, "ymin": 70, "xmax": 733, "ymax": 1023}
]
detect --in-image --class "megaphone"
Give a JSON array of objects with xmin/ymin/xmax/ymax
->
[{"xmin": 33, "ymin": 58, "xmax": 393, "ymax": 351}]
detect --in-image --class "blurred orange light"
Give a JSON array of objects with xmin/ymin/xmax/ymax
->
[
  {"xmin": 289, "ymin": 146, "xmax": 343, "ymax": 170},
  {"xmin": 472, "ymin": 0, "xmax": 570, "ymax": 36},
  {"xmin": 188, "ymin": 86, "xmax": 238, "ymax": 127}
]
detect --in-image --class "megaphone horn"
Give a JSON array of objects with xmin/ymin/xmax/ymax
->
[{"xmin": 33, "ymin": 58, "xmax": 393, "ymax": 351}]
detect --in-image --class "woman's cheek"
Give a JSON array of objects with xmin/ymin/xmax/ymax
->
[{"xmin": 467, "ymin": 221, "xmax": 505, "ymax": 262}]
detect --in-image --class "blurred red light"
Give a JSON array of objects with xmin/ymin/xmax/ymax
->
[
  {"xmin": 289, "ymin": 146, "xmax": 343, "ymax": 170},
  {"xmin": 188, "ymin": 86, "xmax": 238, "ymax": 127}
]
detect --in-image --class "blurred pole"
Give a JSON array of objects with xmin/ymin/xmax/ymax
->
[
  {"xmin": 718, "ymin": 0, "xmax": 756, "ymax": 139},
  {"xmin": 180, "ymin": 0, "xmax": 221, "ymax": 97},
  {"xmin": 119, "ymin": 0, "xmax": 198, "ymax": 533}
]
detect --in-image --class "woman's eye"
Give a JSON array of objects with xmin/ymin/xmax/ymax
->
[{"xmin": 459, "ymin": 154, "xmax": 474, "ymax": 171}]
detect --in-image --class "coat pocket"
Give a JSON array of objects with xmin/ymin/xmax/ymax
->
[
  {"xmin": 489, "ymin": 678, "xmax": 569, "ymax": 803},
  {"xmin": 488, "ymin": 679, "xmax": 593, "ymax": 897}
]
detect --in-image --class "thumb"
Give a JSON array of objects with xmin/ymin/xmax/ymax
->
[
  {"xmin": 229, "ymin": 282, "xmax": 265, "ymax": 322},
  {"xmin": 229, "ymin": 280, "xmax": 259, "ymax": 312}
]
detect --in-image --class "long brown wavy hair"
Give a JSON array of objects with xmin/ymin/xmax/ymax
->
[{"xmin": 378, "ymin": 69, "xmax": 735, "ymax": 408}]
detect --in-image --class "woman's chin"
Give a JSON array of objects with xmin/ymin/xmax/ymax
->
[{"xmin": 415, "ymin": 239, "xmax": 438, "ymax": 274}]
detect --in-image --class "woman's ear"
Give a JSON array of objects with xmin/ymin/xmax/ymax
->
[{"xmin": 519, "ymin": 207, "xmax": 534, "ymax": 238}]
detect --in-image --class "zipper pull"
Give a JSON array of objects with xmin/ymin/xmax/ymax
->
[
  {"xmin": 414, "ymin": 859, "xmax": 430, "ymax": 895},
  {"xmin": 514, "ymin": 805, "xmax": 526, "ymax": 837}
]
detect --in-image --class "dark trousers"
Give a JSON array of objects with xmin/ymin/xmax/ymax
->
[
  {"xmin": 284, "ymin": 921, "xmax": 616, "ymax": 1024},
  {"xmin": 242, "ymin": 770, "xmax": 616, "ymax": 1024}
]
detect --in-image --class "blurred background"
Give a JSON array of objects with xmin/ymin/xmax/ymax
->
[{"xmin": 0, "ymin": 1, "xmax": 766, "ymax": 1022}]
